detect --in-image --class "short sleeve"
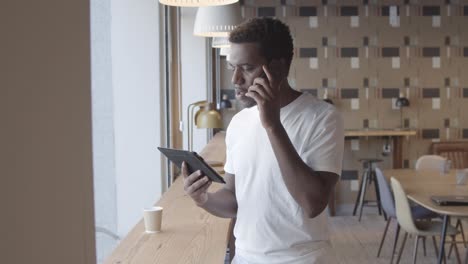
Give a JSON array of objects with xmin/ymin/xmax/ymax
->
[
  {"xmin": 223, "ymin": 123, "xmax": 235, "ymax": 174},
  {"xmin": 301, "ymin": 109, "xmax": 344, "ymax": 176}
]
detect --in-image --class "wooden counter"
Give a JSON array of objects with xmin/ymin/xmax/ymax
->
[
  {"xmin": 104, "ymin": 132, "xmax": 230, "ymax": 264},
  {"xmin": 344, "ymin": 129, "xmax": 417, "ymax": 169},
  {"xmin": 344, "ymin": 129, "xmax": 417, "ymax": 137}
]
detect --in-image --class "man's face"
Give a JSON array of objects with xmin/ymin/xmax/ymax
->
[{"xmin": 227, "ymin": 43, "xmax": 268, "ymax": 108}]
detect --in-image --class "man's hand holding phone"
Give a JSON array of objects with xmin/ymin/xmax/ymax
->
[
  {"xmin": 182, "ymin": 161, "xmax": 212, "ymax": 206},
  {"xmin": 245, "ymin": 60, "xmax": 285, "ymax": 130}
]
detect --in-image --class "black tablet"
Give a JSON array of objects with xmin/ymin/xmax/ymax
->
[{"xmin": 157, "ymin": 147, "xmax": 226, "ymax": 184}]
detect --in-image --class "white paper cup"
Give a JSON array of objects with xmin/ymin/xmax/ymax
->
[
  {"xmin": 143, "ymin": 206, "xmax": 163, "ymax": 233},
  {"xmin": 456, "ymin": 170, "xmax": 468, "ymax": 185}
]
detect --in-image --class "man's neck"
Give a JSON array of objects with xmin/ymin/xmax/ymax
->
[{"xmin": 279, "ymin": 82, "xmax": 302, "ymax": 108}]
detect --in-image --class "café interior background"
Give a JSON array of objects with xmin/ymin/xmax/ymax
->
[{"xmin": 219, "ymin": 0, "xmax": 468, "ymax": 207}]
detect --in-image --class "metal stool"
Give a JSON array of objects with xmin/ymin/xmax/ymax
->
[{"xmin": 352, "ymin": 158, "xmax": 384, "ymax": 221}]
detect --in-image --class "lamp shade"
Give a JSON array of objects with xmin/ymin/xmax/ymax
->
[
  {"xmin": 395, "ymin": 97, "xmax": 410, "ymax": 107},
  {"xmin": 193, "ymin": 3, "xmax": 242, "ymax": 37},
  {"xmin": 395, "ymin": 92, "xmax": 410, "ymax": 107},
  {"xmin": 195, "ymin": 108, "xmax": 223, "ymax": 128},
  {"xmin": 187, "ymin": 101, "xmax": 223, "ymax": 150},
  {"xmin": 159, "ymin": 0, "xmax": 238, "ymax": 7},
  {"xmin": 212, "ymin": 37, "xmax": 230, "ymax": 48},
  {"xmin": 195, "ymin": 110, "xmax": 223, "ymax": 128}
]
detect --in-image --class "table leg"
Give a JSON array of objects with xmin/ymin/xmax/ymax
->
[{"xmin": 438, "ymin": 215, "xmax": 450, "ymax": 264}]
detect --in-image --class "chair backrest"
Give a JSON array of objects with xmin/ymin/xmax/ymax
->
[
  {"xmin": 390, "ymin": 177, "xmax": 419, "ymax": 234},
  {"xmin": 441, "ymin": 151, "xmax": 468, "ymax": 169},
  {"xmin": 415, "ymin": 155, "xmax": 446, "ymax": 172},
  {"xmin": 431, "ymin": 141, "xmax": 468, "ymax": 169},
  {"xmin": 374, "ymin": 167, "xmax": 396, "ymax": 218}
]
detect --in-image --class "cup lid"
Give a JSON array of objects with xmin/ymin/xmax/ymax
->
[{"xmin": 143, "ymin": 206, "xmax": 163, "ymax": 211}]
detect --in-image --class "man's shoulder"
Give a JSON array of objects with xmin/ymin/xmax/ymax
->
[{"xmin": 296, "ymin": 94, "xmax": 339, "ymax": 118}]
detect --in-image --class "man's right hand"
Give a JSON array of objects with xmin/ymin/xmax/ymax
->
[{"xmin": 182, "ymin": 161, "xmax": 212, "ymax": 206}]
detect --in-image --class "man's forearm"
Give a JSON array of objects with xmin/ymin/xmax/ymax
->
[
  {"xmin": 266, "ymin": 124, "xmax": 333, "ymax": 217},
  {"xmin": 198, "ymin": 188, "xmax": 238, "ymax": 218}
]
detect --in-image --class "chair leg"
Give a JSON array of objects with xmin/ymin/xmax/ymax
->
[
  {"xmin": 449, "ymin": 219, "xmax": 465, "ymax": 259},
  {"xmin": 432, "ymin": 236, "xmax": 439, "ymax": 257},
  {"xmin": 413, "ymin": 235, "xmax": 420, "ymax": 264},
  {"xmin": 447, "ymin": 219, "xmax": 463, "ymax": 259},
  {"xmin": 422, "ymin": 236, "xmax": 427, "ymax": 257},
  {"xmin": 396, "ymin": 232, "xmax": 408, "ymax": 264},
  {"xmin": 449, "ymin": 239, "xmax": 454, "ymax": 259},
  {"xmin": 464, "ymin": 242, "xmax": 468, "ymax": 264},
  {"xmin": 352, "ymin": 169, "xmax": 367, "ymax": 216},
  {"xmin": 446, "ymin": 220, "xmax": 468, "ymax": 264},
  {"xmin": 358, "ymin": 171, "xmax": 369, "ymax": 221},
  {"xmin": 371, "ymin": 170, "xmax": 383, "ymax": 217},
  {"xmin": 452, "ymin": 235, "xmax": 462, "ymax": 264},
  {"xmin": 390, "ymin": 224, "xmax": 401, "ymax": 264},
  {"xmin": 457, "ymin": 219, "xmax": 467, "ymax": 248},
  {"xmin": 432, "ymin": 236, "xmax": 447, "ymax": 264},
  {"xmin": 377, "ymin": 217, "xmax": 392, "ymax": 257}
]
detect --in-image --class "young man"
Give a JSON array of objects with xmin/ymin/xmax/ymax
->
[{"xmin": 183, "ymin": 17, "xmax": 344, "ymax": 264}]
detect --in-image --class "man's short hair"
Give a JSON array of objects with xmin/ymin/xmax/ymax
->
[{"xmin": 229, "ymin": 17, "xmax": 294, "ymax": 70}]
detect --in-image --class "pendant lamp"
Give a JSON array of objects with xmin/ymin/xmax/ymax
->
[
  {"xmin": 159, "ymin": 0, "xmax": 238, "ymax": 7},
  {"xmin": 193, "ymin": 2, "xmax": 242, "ymax": 37}
]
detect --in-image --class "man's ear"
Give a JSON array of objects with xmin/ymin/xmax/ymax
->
[
  {"xmin": 269, "ymin": 59, "xmax": 287, "ymax": 78},
  {"xmin": 279, "ymin": 58, "xmax": 286, "ymax": 66}
]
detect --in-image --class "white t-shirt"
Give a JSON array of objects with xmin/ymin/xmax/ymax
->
[{"xmin": 224, "ymin": 93, "xmax": 344, "ymax": 264}]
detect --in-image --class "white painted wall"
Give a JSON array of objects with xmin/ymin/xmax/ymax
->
[
  {"xmin": 181, "ymin": 7, "xmax": 210, "ymax": 152},
  {"xmin": 1, "ymin": 1, "xmax": 96, "ymax": 263},
  {"xmin": 111, "ymin": 0, "xmax": 163, "ymax": 237}
]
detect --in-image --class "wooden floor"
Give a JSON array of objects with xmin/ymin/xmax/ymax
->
[
  {"xmin": 329, "ymin": 214, "xmax": 467, "ymax": 264},
  {"xmin": 224, "ymin": 214, "xmax": 468, "ymax": 264}
]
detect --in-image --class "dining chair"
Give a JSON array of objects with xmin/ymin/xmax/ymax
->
[
  {"xmin": 375, "ymin": 168, "xmax": 438, "ymax": 263},
  {"xmin": 431, "ymin": 141, "xmax": 468, "ymax": 169},
  {"xmin": 447, "ymin": 218, "xmax": 468, "ymax": 259},
  {"xmin": 390, "ymin": 177, "xmax": 461, "ymax": 264},
  {"xmin": 415, "ymin": 155, "xmax": 447, "ymax": 172}
]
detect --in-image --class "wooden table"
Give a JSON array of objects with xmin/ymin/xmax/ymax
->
[
  {"xmin": 104, "ymin": 132, "xmax": 231, "ymax": 264},
  {"xmin": 345, "ymin": 129, "xmax": 417, "ymax": 169},
  {"xmin": 384, "ymin": 169, "xmax": 468, "ymax": 264}
]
